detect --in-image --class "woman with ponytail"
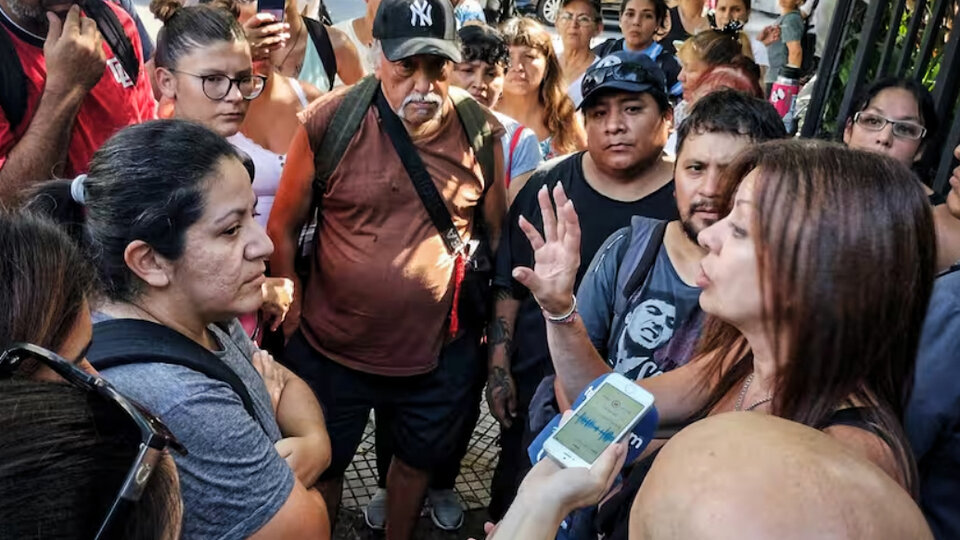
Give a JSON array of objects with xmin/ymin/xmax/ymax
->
[
  {"xmin": 27, "ymin": 120, "xmax": 331, "ymax": 540},
  {"xmin": 497, "ymin": 17, "xmax": 586, "ymax": 159}
]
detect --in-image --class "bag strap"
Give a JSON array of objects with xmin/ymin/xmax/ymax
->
[
  {"xmin": 302, "ymin": 16, "xmax": 337, "ymax": 88},
  {"xmin": 449, "ymin": 86, "xmax": 496, "ymax": 194},
  {"xmin": 307, "ymin": 74, "xmax": 379, "ymax": 221},
  {"xmin": 0, "ymin": 22, "xmax": 26, "ymax": 129},
  {"xmin": 87, "ymin": 319, "xmax": 265, "ymax": 431},
  {"xmin": 505, "ymin": 124, "xmax": 524, "ymax": 188},
  {"xmin": 81, "ymin": 0, "xmax": 138, "ymax": 86},
  {"xmin": 375, "ymin": 86, "xmax": 465, "ymax": 255},
  {"xmin": 622, "ymin": 220, "xmax": 668, "ymax": 299}
]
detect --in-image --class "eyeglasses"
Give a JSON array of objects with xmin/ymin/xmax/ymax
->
[
  {"xmin": 558, "ymin": 12, "xmax": 598, "ymax": 25},
  {"xmin": 171, "ymin": 70, "xmax": 267, "ymax": 101},
  {"xmin": 0, "ymin": 342, "xmax": 187, "ymax": 540},
  {"xmin": 853, "ymin": 111, "xmax": 927, "ymax": 140},
  {"xmin": 581, "ymin": 63, "xmax": 664, "ymax": 99}
]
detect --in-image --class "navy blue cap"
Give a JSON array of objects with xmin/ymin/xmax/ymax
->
[{"xmin": 580, "ymin": 51, "xmax": 668, "ymax": 109}]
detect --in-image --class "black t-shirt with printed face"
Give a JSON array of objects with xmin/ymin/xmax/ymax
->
[{"xmin": 494, "ymin": 152, "xmax": 679, "ymax": 378}]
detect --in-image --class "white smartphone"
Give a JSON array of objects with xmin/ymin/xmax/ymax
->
[{"xmin": 543, "ymin": 373, "xmax": 655, "ymax": 468}]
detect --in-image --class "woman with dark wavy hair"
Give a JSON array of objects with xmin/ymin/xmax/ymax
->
[
  {"xmin": 497, "ymin": 17, "xmax": 586, "ymax": 159},
  {"xmin": 510, "ymin": 140, "xmax": 934, "ymax": 538}
]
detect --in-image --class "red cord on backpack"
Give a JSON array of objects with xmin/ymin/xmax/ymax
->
[{"xmin": 449, "ymin": 252, "xmax": 467, "ymax": 337}]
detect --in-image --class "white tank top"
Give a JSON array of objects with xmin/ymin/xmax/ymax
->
[
  {"xmin": 332, "ymin": 18, "xmax": 376, "ymax": 75},
  {"xmin": 228, "ymin": 78, "xmax": 309, "ymax": 227}
]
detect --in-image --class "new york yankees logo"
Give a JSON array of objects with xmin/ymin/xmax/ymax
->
[{"xmin": 409, "ymin": 0, "xmax": 433, "ymax": 26}]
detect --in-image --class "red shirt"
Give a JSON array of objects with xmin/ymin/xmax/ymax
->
[{"xmin": 0, "ymin": 3, "xmax": 156, "ymax": 177}]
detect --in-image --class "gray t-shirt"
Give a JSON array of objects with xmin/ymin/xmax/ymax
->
[
  {"xmin": 578, "ymin": 222, "xmax": 703, "ymax": 381},
  {"xmin": 766, "ymin": 10, "xmax": 805, "ymax": 83},
  {"xmin": 95, "ymin": 316, "xmax": 294, "ymax": 540}
]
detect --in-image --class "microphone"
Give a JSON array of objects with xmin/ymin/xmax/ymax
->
[{"xmin": 527, "ymin": 373, "xmax": 660, "ymax": 467}]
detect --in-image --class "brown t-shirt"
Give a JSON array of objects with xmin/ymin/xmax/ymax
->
[{"xmin": 298, "ymin": 85, "xmax": 503, "ymax": 376}]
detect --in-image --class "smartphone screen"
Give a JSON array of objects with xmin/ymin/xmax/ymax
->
[
  {"xmin": 552, "ymin": 383, "xmax": 647, "ymax": 464},
  {"xmin": 257, "ymin": 0, "xmax": 285, "ymax": 21}
]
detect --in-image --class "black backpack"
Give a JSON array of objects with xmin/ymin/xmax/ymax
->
[
  {"xmin": 0, "ymin": 0, "xmax": 138, "ymax": 130},
  {"xmin": 87, "ymin": 318, "xmax": 268, "ymax": 432},
  {"xmin": 301, "ymin": 15, "xmax": 337, "ymax": 87}
]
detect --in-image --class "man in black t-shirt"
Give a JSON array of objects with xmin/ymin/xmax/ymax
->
[{"xmin": 486, "ymin": 50, "xmax": 676, "ymax": 519}]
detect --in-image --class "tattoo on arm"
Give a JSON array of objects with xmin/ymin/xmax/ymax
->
[
  {"xmin": 489, "ymin": 316, "xmax": 513, "ymax": 353},
  {"xmin": 490, "ymin": 365, "xmax": 514, "ymax": 394}
]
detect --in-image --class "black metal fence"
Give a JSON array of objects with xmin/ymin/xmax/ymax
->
[{"xmin": 801, "ymin": 0, "xmax": 960, "ymax": 193}]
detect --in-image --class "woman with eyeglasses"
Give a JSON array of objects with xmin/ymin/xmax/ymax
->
[
  {"xmin": 509, "ymin": 141, "xmax": 933, "ymax": 538},
  {"xmin": 498, "ymin": 17, "xmax": 587, "ymax": 160},
  {"xmin": 0, "ymin": 211, "xmax": 184, "ymax": 539},
  {"xmin": 28, "ymin": 120, "xmax": 331, "ymax": 540},
  {"xmin": 556, "ymin": 0, "xmax": 601, "ymax": 105},
  {"xmin": 842, "ymin": 77, "xmax": 960, "ymax": 270}
]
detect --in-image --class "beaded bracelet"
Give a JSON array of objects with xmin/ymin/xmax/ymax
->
[{"xmin": 543, "ymin": 295, "xmax": 578, "ymax": 325}]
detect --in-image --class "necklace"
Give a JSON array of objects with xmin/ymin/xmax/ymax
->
[{"xmin": 735, "ymin": 373, "xmax": 773, "ymax": 412}]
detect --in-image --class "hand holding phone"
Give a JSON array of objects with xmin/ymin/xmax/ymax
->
[
  {"xmin": 242, "ymin": 11, "xmax": 290, "ymax": 60},
  {"xmin": 544, "ymin": 373, "xmax": 654, "ymax": 468}
]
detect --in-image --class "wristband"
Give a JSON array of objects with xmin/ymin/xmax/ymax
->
[{"xmin": 543, "ymin": 295, "xmax": 577, "ymax": 324}]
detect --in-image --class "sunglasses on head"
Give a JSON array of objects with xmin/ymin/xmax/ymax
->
[
  {"xmin": 0, "ymin": 342, "xmax": 187, "ymax": 540},
  {"xmin": 581, "ymin": 62, "xmax": 664, "ymax": 99}
]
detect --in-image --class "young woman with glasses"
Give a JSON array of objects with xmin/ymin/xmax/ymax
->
[
  {"xmin": 842, "ymin": 77, "xmax": 960, "ymax": 270},
  {"xmin": 28, "ymin": 120, "xmax": 331, "ymax": 540},
  {"xmin": 0, "ymin": 211, "xmax": 184, "ymax": 540}
]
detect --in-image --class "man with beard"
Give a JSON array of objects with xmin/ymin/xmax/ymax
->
[
  {"xmin": 487, "ymin": 50, "xmax": 678, "ymax": 519},
  {"xmin": 487, "ymin": 86, "xmax": 786, "ymax": 518},
  {"xmin": 0, "ymin": 0, "xmax": 155, "ymax": 203},
  {"xmin": 569, "ymin": 89, "xmax": 787, "ymax": 390},
  {"xmin": 266, "ymin": 0, "xmax": 504, "ymax": 537}
]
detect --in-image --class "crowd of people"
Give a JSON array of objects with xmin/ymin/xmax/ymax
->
[{"xmin": 0, "ymin": 0, "xmax": 958, "ymax": 538}]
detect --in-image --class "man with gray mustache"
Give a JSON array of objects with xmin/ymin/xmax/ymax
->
[{"xmin": 266, "ymin": 0, "xmax": 504, "ymax": 538}]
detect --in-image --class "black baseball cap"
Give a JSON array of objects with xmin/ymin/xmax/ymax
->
[
  {"xmin": 579, "ymin": 51, "xmax": 668, "ymax": 109},
  {"xmin": 373, "ymin": 0, "xmax": 462, "ymax": 63}
]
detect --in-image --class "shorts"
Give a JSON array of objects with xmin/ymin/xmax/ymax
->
[{"xmin": 282, "ymin": 329, "xmax": 484, "ymax": 478}]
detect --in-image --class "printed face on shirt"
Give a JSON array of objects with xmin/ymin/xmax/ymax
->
[
  {"xmin": 503, "ymin": 45, "xmax": 547, "ymax": 98},
  {"xmin": 583, "ymin": 90, "xmax": 671, "ymax": 172},
  {"xmin": 451, "ymin": 59, "xmax": 506, "ymax": 108},
  {"xmin": 377, "ymin": 53, "xmax": 451, "ymax": 127},
  {"xmin": 697, "ymin": 171, "xmax": 764, "ymax": 329},
  {"xmin": 619, "ymin": 0, "xmax": 660, "ymax": 51},
  {"xmin": 613, "ymin": 295, "xmax": 676, "ymax": 379},
  {"xmin": 159, "ymin": 157, "xmax": 273, "ymax": 321},
  {"xmin": 843, "ymin": 87, "xmax": 926, "ymax": 167},
  {"xmin": 715, "ymin": 0, "xmax": 749, "ymax": 27},
  {"xmin": 157, "ymin": 39, "xmax": 254, "ymax": 138},
  {"xmin": 675, "ymin": 132, "xmax": 753, "ymax": 243}
]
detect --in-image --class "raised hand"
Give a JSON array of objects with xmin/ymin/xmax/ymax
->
[
  {"xmin": 242, "ymin": 13, "xmax": 290, "ymax": 62},
  {"xmin": 512, "ymin": 183, "xmax": 582, "ymax": 316},
  {"xmin": 44, "ymin": 6, "xmax": 106, "ymax": 95}
]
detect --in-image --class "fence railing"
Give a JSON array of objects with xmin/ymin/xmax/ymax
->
[{"xmin": 801, "ymin": 0, "xmax": 960, "ymax": 194}]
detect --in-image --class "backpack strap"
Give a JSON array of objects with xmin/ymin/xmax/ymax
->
[
  {"xmin": 302, "ymin": 16, "xmax": 337, "ymax": 88},
  {"xmin": 81, "ymin": 0, "xmax": 138, "ymax": 86},
  {"xmin": 0, "ymin": 23, "xmax": 26, "ymax": 129},
  {"xmin": 87, "ymin": 319, "xmax": 265, "ymax": 431},
  {"xmin": 607, "ymin": 218, "xmax": 668, "ymax": 353},
  {"xmin": 449, "ymin": 86, "xmax": 496, "ymax": 193}
]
